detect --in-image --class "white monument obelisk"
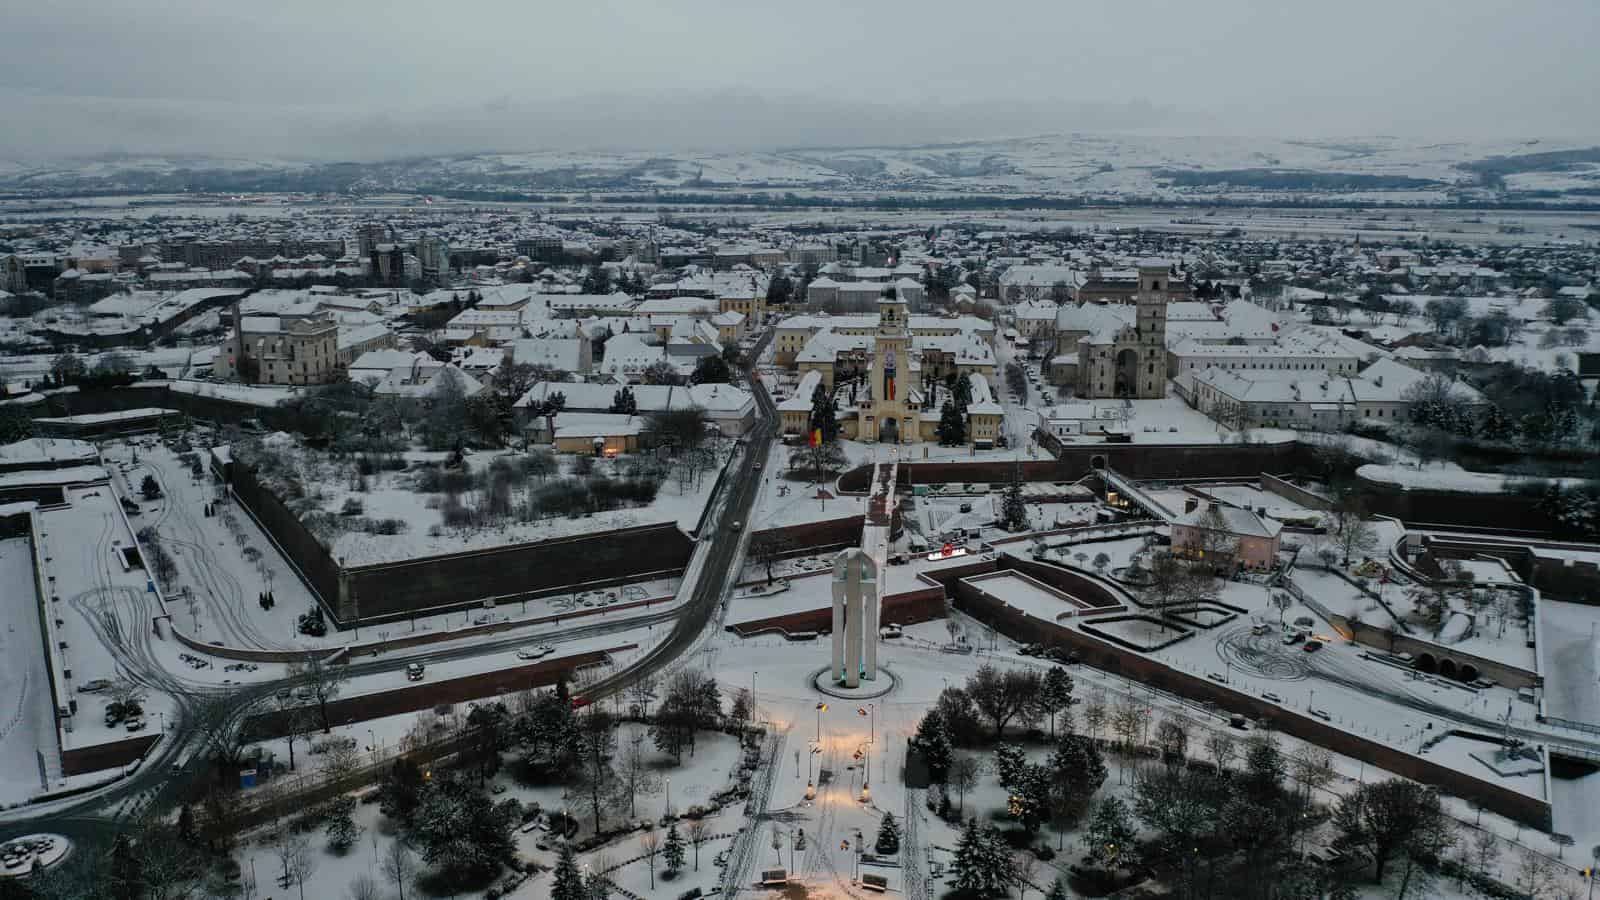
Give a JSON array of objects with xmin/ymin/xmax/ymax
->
[
  {"xmin": 830, "ymin": 454, "xmax": 898, "ymax": 687},
  {"xmin": 831, "ymin": 548, "xmax": 878, "ymax": 687}
]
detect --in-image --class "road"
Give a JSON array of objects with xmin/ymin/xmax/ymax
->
[
  {"xmin": 0, "ymin": 326, "xmax": 778, "ymax": 846},
  {"xmin": 579, "ymin": 325, "xmax": 777, "ymax": 704}
]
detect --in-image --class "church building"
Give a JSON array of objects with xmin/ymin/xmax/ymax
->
[{"xmin": 1055, "ymin": 261, "xmax": 1179, "ymax": 400}]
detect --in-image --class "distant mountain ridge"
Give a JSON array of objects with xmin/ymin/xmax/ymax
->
[{"xmin": 3, "ymin": 134, "xmax": 1598, "ymax": 202}]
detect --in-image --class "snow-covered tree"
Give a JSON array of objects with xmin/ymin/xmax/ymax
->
[
  {"xmin": 875, "ymin": 812, "xmax": 901, "ymax": 855},
  {"xmin": 663, "ymin": 823, "xmax": 686, "ymax": 872},
  {"xmin": 995, "ymin": 742, "xmax": 1028, "ymax": 792},
  {"xmin": 912, "ymin": 708, "xmax": 954, "ymax": 782},
  {"xmin": 1037, "ymin": 668, "xmax": 1074, "ymax": 738},
  {"xmin": 953, "ymin": 819, "xmax": 1010, "ymax": 896},
  {"xmin": 551, "ymin": 843, "xmax": 586, "ymax": 900},
  {"xmin": 1009, "ymin": 764, "xmax": 1054, "ymax": 835},
  {"xmin": 1000, "ymin": 463, "xmax": 1028, "ymax": 531},
  {"xmin": 1082, "ymin": 796, "xmax": 1138, "ymax": 870},
  {"xmin": 408, "ymin": 774, "xmax": 520, "ymax": 882}
]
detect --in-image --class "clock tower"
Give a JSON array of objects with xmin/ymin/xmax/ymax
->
[{"xmin": 862, "ymin": 294, "xmax": 914, "ymax": 444}]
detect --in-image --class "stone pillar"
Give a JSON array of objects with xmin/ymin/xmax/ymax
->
[{"xmin": 832, "ymin": 548, "xmax": 878, "ymax": 688}]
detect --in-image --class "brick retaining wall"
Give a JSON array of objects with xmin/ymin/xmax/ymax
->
[{"xmin": 241, "ymin": 646, "xmax": 634, "ymax": 739}]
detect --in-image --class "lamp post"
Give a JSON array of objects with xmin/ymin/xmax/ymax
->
[
  {"xmin": 816, "ymin": 702, "xmax": 827, "ymax": 742},
  {"xmin": 751, "ymin": 671, "xmax": 758, "ymax": 724},
  {"xmin": 665, "ymin": 777, "xmax": 672, "ymax": 819},
  {"xmin": 857, "ymin": 705, "xmax": 875, "ymax": 795}
]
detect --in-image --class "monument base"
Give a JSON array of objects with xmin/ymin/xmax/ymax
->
[{"xmin": 810, "ymin": 665, "xmax": 898, "ymax": 700}]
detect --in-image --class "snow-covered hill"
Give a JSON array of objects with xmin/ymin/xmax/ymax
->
[{"xmin": 2, "ymin": 134, "xmax": 1597, "ymax": 202}]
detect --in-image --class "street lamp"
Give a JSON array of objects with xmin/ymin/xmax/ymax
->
[
  {"xmin": 857, "ymin": 705, "xmax": 875, "ymax": 795},
  {"xmin": 815, "ymin": 702, "xmax": 827, "ymax": 742},
  {"xmin": 665, "ymin": 777, "xmax": 672, "ymax": 819}
]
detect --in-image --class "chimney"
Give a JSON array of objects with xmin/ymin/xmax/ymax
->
[{"xmin": 1184, "ymin": 497, "xmax": 1199, "ymax": 514}]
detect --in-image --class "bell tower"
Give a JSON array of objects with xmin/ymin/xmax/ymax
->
[
  {"xmin": 1135, "ymin": 261, "xmax": 1169, "ymax": 399},
  {"xmin": 864, "ymin": 293, "xmax": 913, "ymax": 443}
]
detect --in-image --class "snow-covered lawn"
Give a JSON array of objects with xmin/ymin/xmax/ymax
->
[
  {"xmin": 0, "ymin": 537, "xmax": 54, "ymax": 805},
  {"xmin": 234, "ymin": 437, "xmax": 723, "ymax": 567}
]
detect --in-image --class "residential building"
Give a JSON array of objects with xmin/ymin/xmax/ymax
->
[{"xmin": 217, "ymin": 305, "xmax": 339, "ymax": 386}]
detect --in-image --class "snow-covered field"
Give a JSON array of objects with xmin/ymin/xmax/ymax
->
[
  {"xmin": 0, "ymin": 538, "xmax": 54, "ymax": 806},
  {"xmin": 234, "ymin": 437, "xmax": 723, "ymax": 567}
]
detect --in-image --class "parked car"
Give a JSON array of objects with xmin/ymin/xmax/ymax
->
[
  {"xmin": 406, "ymin": 663, "xmax": 426, "ymax": 682},
  {"xmin": 1303, "ymin": 640, "xmax": 1324, "ymax": 653}
]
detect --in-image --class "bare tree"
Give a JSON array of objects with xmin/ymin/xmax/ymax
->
[
  {"xmin": 1012, "ymin": 851, "xmax": 1040, "ymax": 899},
  {"xmin": 1083, "ymin": 692, "xmax": 1108, "ymax": 742},
  {"xmin": 641, "ymin": 830, "xmax": 661, "ymax": 890},
  {"xmin": 347, "ymin": 873, "xmax": 382, "ymax": 900},
  {"xmin": 287, "ymin": 655, "xmax": 350, "ymax": 733},
  {"xmin": 1203, "ymin": 731, "xmax": 1237, "ymax": 772},
  {"xmin": 321, "ymin": 739, "xmax": 364, "ymax": 783},
  {"xmin": 1515, "ymin": 847, "xmax": 1556, "ymax": 900},
  {"xmin": 107, "ymin": 678, "xmax": 149, "ymax": 712},
  {"xmin": 278, "ymin": 703, "xmax": 317, "ymax": 772},
  {"xmin": 286, "ymin": 833, "xmax": 318, "ymax": 900},
  {"xmin": 626, "ymin": 673, "xmax": 658, "ymax": 718},
  {"xmin": 688, "ymin": 820, "xmax": 710, "ymax": 871},
  {"xmin": 747, "ymin": 531, "xmax": 795, "ymax": 584},
  {"xmin": 272, "ymin": 832, "xmax": 309, "ymax": 895},
  {"xmin": 382, "ymin": 839, "xmax": 416, "ymax": 900},
  {"xmin": 618, "ymin": 729, "xmax": 660, "ymax": 819},
  {"xmin": 949, "ymin": 756, "xmax": 980, "ymax": 813},
  {"xmin": 1291, "ymin": 745, "xmax": 1335, "ymax": 801}
]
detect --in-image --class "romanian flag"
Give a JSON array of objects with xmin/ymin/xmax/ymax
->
[{"xmin": 810, "ymin": 427, "xmax": 822, "ymax": 447}]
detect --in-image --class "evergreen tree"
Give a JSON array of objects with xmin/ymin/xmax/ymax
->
[
  {"xmin": 551, "ymin": 842, "xmax": 586, "ymax": 900},
  {"xmin": 378, "ymin": 757, "xmax": 426, "ymax": 826},
  {"xmin": 1037, "ymin": 668, "xmax": 1074, "ymax": 738},
  {"xmin": 584, "ymin": 868, "xmax": 612, "ymax": 900},
  {"xmin": 108, "ymin": 831, "xmax": 141, "ymax": 900},
  {"xmin": 1010, "ymin": 764, "xmax": 1054, "ymax": 834},
  {"xmin": 1082, "ymin": 796, "xmax": 1138, "ymax": 870},
  {"xmin": 326, "ymin": 796, "xmax": 362, "ymax": 854},
  {"xmin": 875, "ymin": 812, "xmax": 901, "ymax": 855},
  {"xmin": 953, "ymin": 819, "xmax": 1008, "ymax": 896},
  {"xmin": 582, "ymin": 265, "xmax": 611, "ymax": 295},
  {"xmin": 609, "ymin": 386, "xmax": 638, "ymax": 414},
  {"xmin": 937, "ymin": 400, "xmax": 966, "ymax": 445},
  {"xmin": 809, "ymin": 382, "xmax": 838, "ymax": 443},
  {"xmin": 663, "ymin": 823, "xmax": 686, "ymax": 872},
  {"xmin": 1048, "ymin": 734, "xmax": 1108, "ymax": 825},
  {"xmin": 408, "ymin": 773, "xmax": 521, "ymax": 882},
  {"xmin": 1000, "ymin": 463, "xmax": 1028, "ymax": 532},
  {"xmin": 996, "ymin": 742, "xmax": 1027, "ymax": 791},
  {"xmin": 1046, "ymin": 876, "xmax": 1070, "ymax": 900},
  {"xmin": 690, "ymin": 353, "xmax": 731, "ymax": 385},
  {"xmin": 912, "ymin": 708, "xmax": 954, "ymax": 782}
]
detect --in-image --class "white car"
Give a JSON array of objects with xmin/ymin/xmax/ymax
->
[{"xmin": 516, "ymin": 647, "xmax": 548, "ymax": 661}]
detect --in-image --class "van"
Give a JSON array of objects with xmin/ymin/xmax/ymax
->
[{"xmin": 406, "ymin": 663, "xmax": 426, "ymax": 682}]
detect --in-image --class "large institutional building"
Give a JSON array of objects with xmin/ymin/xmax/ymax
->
[
  {"xmin": 1054, "ymin": 261, "xmax": 1178, "ymax": 400},
  {"xmin": 775, "ymin": 293, "xmax": 1004, "ymax": 446}
]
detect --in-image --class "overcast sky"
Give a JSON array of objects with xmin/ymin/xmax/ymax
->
[{"xmin": 2, "ymin": 0, "xmax": 1595, "ymax": 160}]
